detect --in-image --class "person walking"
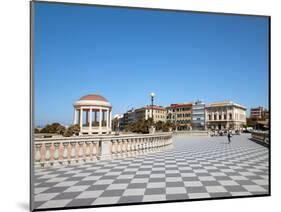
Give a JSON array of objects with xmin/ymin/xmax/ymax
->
[{"xmin": 227, "ymin": 130, "xmax": 232, "ymax": 144}]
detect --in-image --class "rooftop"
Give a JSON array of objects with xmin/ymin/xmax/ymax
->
[
  {"xmin": 206, "ymin": 101, "xmax": 246, "ymax": 110},
  {"xmin": 79, "ymin": 94, "xmax": 109, "ymax": 102}
]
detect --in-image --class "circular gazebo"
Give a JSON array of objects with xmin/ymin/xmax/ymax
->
[{"xmin": 73, "ymin": 94, "xmax": 112, "ymax": 135}]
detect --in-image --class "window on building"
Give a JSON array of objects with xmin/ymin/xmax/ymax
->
[
  {"xmin": 219, "ymin": 115, "xmax": 222, "ymax": 120},
  {"xmin": 229, "ymin": 113, "xmax": 232, "ymax": 120},
  {"xmin": 214, "ymin": 114, "xmax": 217, "ymax": 120},
  {"xmin": 224, "ymin": 114, "xmax": 227, "ymax": 120},
  {"xmin": 209, "ymin": 115, "xmax": 211, "ymax": 120}
]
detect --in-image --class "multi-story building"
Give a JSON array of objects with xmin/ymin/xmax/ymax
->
[
  {"xmin": 166, "ymin": 103, "xmax": 192, "ymax": 131},
  {"xmin": 192, "ymin": 100, "xmax": 205, "ymax": 130},
  {"xmin": 127, "ymin": 109, "xmax": 136, "ymax": 124},
  {"xmin": 122, "ymin": 108, "xmax": 135, "ymax": 127},
  {"xmin": 112, "ymin": 114, "xmax": 123, "ymax": 132},
  {"xmin": 250, "ymin": 106, "xmax": 268, "ymax": 120},
  {"xmin": 135, "ymin": 105, "xmax": 166, "ymax": 123},
  {"xmin": 205, "ymin": 101, "xmax": 246, "ymax": 130}
]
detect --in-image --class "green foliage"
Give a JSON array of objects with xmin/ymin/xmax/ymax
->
[
  {"xmin": 126, "ymin": 119, "xmax": 175, "ymax": 133},
  {"xmin": 64, "ymin": 124, "xmax": 80, "ymax": 137},
  {"xmin": 40, "ymin": 123, "xmax": 66, "ymax": 134},
  {"xmin": 34, "ymin": 128, "xmax": 40, "ymax": 133},
  {"xmin": 246, "ymin": 117, "xmax": 258, "ymax": 127},
  {"xmin": 127, "ymin": 119, "xmax": 151, "ymax": 134}
]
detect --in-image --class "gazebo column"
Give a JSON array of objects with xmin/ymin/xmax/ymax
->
[
  {"xmin": 106, "ymin": 108, "xmax": 109, "ymax": 134},
  {"xmin": 89, "ymin": 107, "xmax": 92, "ymax": 134},
  {"xmin": 99, "ymin": 108, "xmax": 102, "ymax": 134},
  {"xmin": 86, "ymin": 109, "xmax": 89, "ymax": 126},
  {"xmin": 109, "ymin": 110, "xmax": 112, "ymax": 133},
  {"xmin": 80, "ymin": 108, "xmax": 83, "ymax": 133},
  {"xmin": 73, "ymin": 108, "xmax": 77, "ymax": 125}
]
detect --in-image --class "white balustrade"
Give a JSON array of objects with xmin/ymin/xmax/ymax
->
[{"xmin": 34, "ymin": 133, "xmax": 173, "ymax": 168}]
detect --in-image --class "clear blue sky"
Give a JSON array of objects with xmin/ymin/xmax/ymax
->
[{"xmin": 34, "ymin": 2, "xmax": 269, "ymax": 127}]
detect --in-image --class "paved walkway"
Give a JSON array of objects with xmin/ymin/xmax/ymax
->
[{"xmin": 33, "ymin": 134, "xmax": 269, "ymax": 210}]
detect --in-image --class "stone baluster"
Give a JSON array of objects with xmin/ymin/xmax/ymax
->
[
  {"xmin": 134, "ymin": 139, "xmax": 139, "ymax": 156},
  {"xmin": 35, "ymin": 143, "xmax": 42, "ymax": 164},
  {"xmin": 85, "ymin": 141, "xmax": 91, "ymax": 162},
  {"xmin": 112, "ymin": 140, "xmax": 118, "ymax": 159},
  {"xmin": 140, "ymin": 138, "xmax": 143, "ymax": 152},
  {"xmin": 117, "ymin": 140, "xmax": 122, "ymax": 158},
  {"xmin": 149, "ymin": 138, "xmax": 152, "ymax": 151},
  {"xmin": 40, "ymin": 143, "xmax": 46, "ymax": 167},
  {"xmin": 139, "ymin": 138, "xmax": 143, "ymax": 154},
  {"xmin": 130, "ymin": 139, "xmax": 135, "ymax": 156},
  {"xmin": 70, "ymin": 142, "xmax": 76, "ymax": 164},
  {"xmin": 150, "ymin": 138, "xmax": 153, "ymax": 151},
  {"xmin": 74, "ymin": 142, "xmax": 79, "ymax": 163},
  {"xmin": 114, "ymin": 140, "xmax": 118, "ymax": 154},
  {"xmin": 131, "ymin": 138, "xmax": 136, "ymax": 151},
  {"xmin": 95, "ymin": 141, "xmax": 100, "ymax": 159},
  {"xmin": 78, "ymin": 142, "xmax": 83, "ymax": 163},
  {"xmin": 110, "ymin": 140, "xmax": 115, "ymax": 158},
  {"xmin": 45, "ymin": 143, "xmax": 51, "ymax": 167},
  {"xmin": 121, "ymin": 140, "xmax": 126, "ymax": 157},
  {"xmin": 62, "ymin": 142, "xmax": 68, "ymax": 165},
  {"xmin": 144, "ymin": 139, "xmax": 148, "ymax": 152},
  {"xmin": 89, "ymin": 141, "xmax": 94, "ymax": 161},
  {"xmin": 92, "ymin": 141, "xmax": 97, "ymax": 161},
  {"xmin": 82, "ymin": 142, "xmax": 87, "ymax": 162},
  {"xmin": 126, "ymin": 139, "xmax": 131, "ymax": 156},
  {"xmin": 53, "ymin": 142, "xmax": 60, "ymax": 166},
  {"xmin": 49, "ymin": 143, "xmax": 55, "ymax": 166},
  {"xmin": 58, "ymin": 143, "xmax": 64, "ymax": 162}
]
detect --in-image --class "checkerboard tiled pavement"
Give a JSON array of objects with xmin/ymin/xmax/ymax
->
[{"xmin": 33, "ymin": 134, "xmax": 269, "ymax": 209}]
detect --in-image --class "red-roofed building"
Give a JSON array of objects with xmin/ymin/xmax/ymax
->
[
  {"xmin": 135, "ymin": 105, "xmax": 166, "ymax": 123},
  {"xmin": 166, "ymin": 103, "xmax": 192, "ymax": 131}
]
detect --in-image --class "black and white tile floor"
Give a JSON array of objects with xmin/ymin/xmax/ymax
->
[{"xmin": 33, "ymin": 134, "xmax": 269, "ymax": 209}]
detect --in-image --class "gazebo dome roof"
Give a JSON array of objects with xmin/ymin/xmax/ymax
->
[
  {"xmin": 79, "ymin": 94, "xmax": 109, "ymax": 102},
  {"xmin": 74, "ymin": 94, "xmax": 111, "ymax": 108}
]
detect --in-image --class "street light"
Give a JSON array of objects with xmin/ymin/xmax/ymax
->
[{"xmin": 150, "ymin": 92, "xmax": 155, "ymax": 123}]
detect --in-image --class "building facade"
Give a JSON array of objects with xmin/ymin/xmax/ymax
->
[
  {"xmin": 205, "ymin": 101, "xmax": 246, "ymax": 130},
  {"xmin": 166, "ymin": 103, "xmax": 192, "ymax": 131},
  {"xmin": 192, "ymin": 100, "xmax": 206, "ymax": 130},
  {"xmin": 135, "ymin": 105, "xmax": 166, "ymax": 123},
  {"xmin": 112, "ymin": 114, "xmax": 123, "ymax": 132},
  {"xmin": 120, "ymin": 109, "xmax": 136, "ymax": 129},
  {"xmin": 250, "ymin": 106, "xmax": 268, "ymax": 120}
]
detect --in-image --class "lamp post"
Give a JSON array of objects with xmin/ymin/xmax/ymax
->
[{"xmin": 150, "ymin": 92, "xmax": 155, "ymax": 124}]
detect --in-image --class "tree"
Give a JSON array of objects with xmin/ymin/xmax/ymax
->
[
  {"xmin": 163, "ymin": 121, "xmax": 175, "ymax": 132},
  {"xmin": 40, "ymin": 123, "xmax": 65, "ymax": 134},
  {"xmin": 34, "ymin": 128, "xmax": 40, "ymax": 133},
  {"xmin": 155, "ymin": 121, "xmax": 164, "ymax": 131},
  {"xmin": 56, "ymin": 125, "xmax": 66, "ymax": 135},
  {"xmin": 63, "ymin": 124, "xmax": 80, "ymax": 137},
  {"xmin": 246, "ymin": 117, "xmax": 258, "ymax": 128}
]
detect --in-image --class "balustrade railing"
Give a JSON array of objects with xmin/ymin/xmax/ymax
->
[
  {"xmin": 251, "ymin": 131, "xmax": 269, "ymax": 145},
  {"xmin": 34, "ymin": 133, "xmax": 173, "ymax": 168},
  {"xmin": 173, "ymin": 130, "xmax": 209, "ymax": 136}
]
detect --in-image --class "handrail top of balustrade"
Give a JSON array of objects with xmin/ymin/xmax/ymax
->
[
  {"xmin": 251, "ymin": 131, "xmax": 269, "ymax": 135},
  {"xmin": 34, "ymin": 132, "xmax": 172, "ymax": 143}
]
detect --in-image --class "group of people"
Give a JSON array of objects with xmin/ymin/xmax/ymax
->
[{"xmin": 210, "ymin": 129, "xmax": 234, "ymax": 144}]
